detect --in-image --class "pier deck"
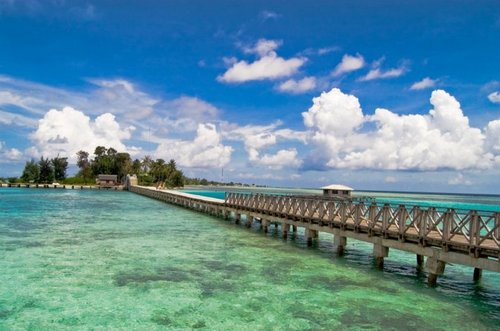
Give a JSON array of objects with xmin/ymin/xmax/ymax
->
[{"xmin": 129, "ymin": 185, "xmax": 499, "ymax": 285}]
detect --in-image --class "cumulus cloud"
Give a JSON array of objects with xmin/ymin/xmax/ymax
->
[
  {"xmin": 360, "ymin": 59, "xmax": 407, "ymax": 81},
  {"xmin": 221, "ymin": 121, "xmax": 306, "ymax": 168},
  {"xmin": 332, "ymin": 54, "xmax": 365, "ymax": 76},
  {"xmin": 28, "ymin": 107, "xmax": 135, "ymax": 160},
  {"xmin": 410, "ymin": 77, "xmax": 437, "ymax": 90},
  {"xmin": 217, "ymin": 39, "xmax": 305, "ymax": 83},
  {"xmin": 258, "ymin": 148, "xmax": 302, "ymax": 169},
  {"xmin": 488, "ymin": 91, "xmax": 500, "ymax": 103},
  {"xmin": 485, "ymin": 119, "xmax": 500, "ymax": 164},
  {"xmin": 277, "ymin": 77, "xmax": 316, "ymax": 94},
  {"xmin": 0, "ymin": 141, "xmax": 23, "ymax": 163},
  {"xmin": 302, "ymin": 88, "xmax": 497, "ymax": 171},
  {"xmin": 154, "ymin": 123, "xmax": 232, "ymax": 168}
]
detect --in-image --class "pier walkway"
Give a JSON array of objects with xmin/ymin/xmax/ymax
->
[{"xmin": 130, "ymin": 185, "xmax": 499, "ymax": 285}]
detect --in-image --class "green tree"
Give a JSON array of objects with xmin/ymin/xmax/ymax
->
[
  {"xmin": 21, "ymin": 159, "xmax": 39, "ymax": 183},
  {"xmin": 141, "ymin": 155, "xmax": 153, "ymax": 174},
  {"xmin": 169, "ymin": 170, "xmax": 184, "ymax": 187},
  {"xmin": 131, "ymin": 159, "xmax": 141, "ymax": 175},
  {"xmin": 113, "ymin": 152, "xmax": 132, "ymax": 181},
  {"xmin": 91, "ymin": 146, "xmax": 113, "ymax": 175},
  {"xmin": 38, "ymin": 156, "xmax": 54, "ymax": 183},
  {"xmin": 150, "ymin": 158, "xmax": 167, "ymax": 183},
  {"xmin": 52, "ymin": 156, "xmax": 68, "ymax": 181},
  {"xmin": 76, "ymin": 150, "xmax": 92, "ymax": 183}
]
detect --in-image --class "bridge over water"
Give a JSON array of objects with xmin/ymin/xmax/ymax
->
[{"xmin": 131, "ymin": 185, "xmax": 500, "ymax": 285}]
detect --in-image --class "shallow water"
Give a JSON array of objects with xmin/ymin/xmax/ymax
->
[{"xmin": 0, "ymin": 188, "xmax": 499, "ymax": 330}]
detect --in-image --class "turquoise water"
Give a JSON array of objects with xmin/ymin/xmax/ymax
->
[
  {"xmin": 1, "ymin": 188, "xmax": 499, "ymax": 330},
  {"xmin": 182, "ymin": 189, "xmax": 500, "ymax": 212}
]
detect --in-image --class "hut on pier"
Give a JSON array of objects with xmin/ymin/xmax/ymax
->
[
  {"xmin": 97, "ymin": 174, "xmax": 118, "ymax": 188},
  {"xmin": 321, "ymin": 184, "xmax": 353, "ymax": 198}
]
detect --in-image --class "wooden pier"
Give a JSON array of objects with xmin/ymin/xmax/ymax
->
[{"xmin": 129, "ymin": 185, "xmax": 500, "ymax": 285}]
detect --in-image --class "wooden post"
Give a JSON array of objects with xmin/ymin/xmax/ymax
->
[
  {"xmin": 473, "ymin": 268, "xmax": 482, "ymax": 282},
  {"xmin": 373, "ymin": 244, "xmax": 389, "ymax": 268},
  {"xmin": 235, "ymin": 213, "xmax": 241, "ymax": 224},
  {"xmin": 424, "ymin": 257, "xmax": 446, "ymax": 286},
  {"xmin": 334, "ymin": 235, "xmax": 347, "ymax": 255},
  {"xmin": 282, "ymin": 223, "xmax": 290, "ymax": 239},
  {"xmin": 305, "ymin": 228, "xmax": 313, "ymax": 246},
  {"xmin": 292, "ymin": 225, "xmax": 297, "ymax": 232},
  {"xmin": 262, "ymin": 219, "xmax": 269, "ymax": 233},
  {"xmin": 416, "ymin": 254, "xmax": 424, "ymax": 268},
  {"xmin": 246, "ymin": 215, "xmax": 253, "ymax": 228}
]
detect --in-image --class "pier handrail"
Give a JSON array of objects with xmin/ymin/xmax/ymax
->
[{"xmin": 224, "ymin": 192, "xmax": 500, "ymax": 257}]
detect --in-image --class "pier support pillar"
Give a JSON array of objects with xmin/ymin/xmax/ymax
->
[
  {"xmin": 305, "ymin": 228, "xmax": 317, "ymax": 246},
  {"xmin": 424, "ymin": 257, "xmax": 446, "ymax": 286},
  {"xmin": 223, "ymin": 210, "xmax": 229, "ymax": 220},
  {"xmin": 235, "ymin": 213, "xmax": 241, "ymax": 224},
  {"xmin": 373, "ymin": 244, "xmax": 389, "ymax": 268},
  {"xmin": 246, "ymin": 215, "xmax": 253, "ymax": 228},
  {"xmin": 292, "ymin": 225, "xmax": 297, "ymax": 233},
  {"xmin": 282, "ymin": 223, "xmax": 290, "ymax": 239},
  {"xmin": 334, "ymin": 235, "xmax": 347, "ymax": 256},
  {"xmin": 473, "ymin": 268, "xmax": 482, "ymax": 282},
  {"xmin": 262, "ymin": 219, "xmax": 269, "ymax": 233},
  {"xmin": 416, "ymin": 254, "xmax": 424, "ymax": 268}
]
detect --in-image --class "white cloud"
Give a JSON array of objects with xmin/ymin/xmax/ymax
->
[
  {"xmin": 258, "ymin": 148, "xmax": 301, "ymax": 169},
  {"xmin": 28, "ymin": 107, "xmax": 135, "ymax": 160},
  {"xmin": 384, "ymin": 176, "xmax": 397, "ymax": 183},
  {"xmin": 485, "ymin": 119, "xmax": 500, "ymax": 164},
  {"xmin": 302, "ymin": 88, "xmax": 498, "ymax": 171},
  {"xmin": 277, "ymin": 77, "xmax": 316, "ymax": 94},
  {"xmin": 0, "ymin": 141, "xmax": 22, "ymax": 163},
  {"xmin": 448, "ymin": 173, "xmax": 472, "ymax": 185},
  {"xmin": 259, "ymin": 10, "xmax": 280, "ymax": 20},
  {"xmin": 0, "ymin": 110, "xmax": 37, "ymax": 127},
  {"xmin": 218, "ymin": 39, "xmax": 305, "ymax": 83},
  {"xmin": 87, "ymin": 79, "xmax": 158, "ymax": 120},
  {"xmin": 318, "ymin": 47, "xmax": 339, "ymax": 55},
  {"xmin": 410, "ymin": 77, "xmax": 437, "ymax": 90},
  {"xmin": 303, "ymin": 88, "xmax": 364, "ymax": 136},
  {"xmin": 332, "ymin": 54, "xmax": 365, "ymax": 76},
  {"xmin": 488, "ymin": 91, "xmax": 500, "ymax": 103},
  {"xmin": 220, "ymin": 121, "xmax": 306, "ymax": 169},
  {"xmin": 154, "ymin": 123, "xmax": 233, "ymax": 168},
  {"xmin": 168, "ymin": 96, "xmax": 219, "ymax": 122},
  {"xmin": 360, "ymin": 59, "xmax": 407, "ymax": 81}
]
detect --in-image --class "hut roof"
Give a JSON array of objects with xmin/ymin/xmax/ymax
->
[
  {"xmin": 321, "ymin": 184, "xmax": 353, "ymax": 191},
  {"xmin": 98, "ymin": 174, "xmax": 118, "ymax": 181}
]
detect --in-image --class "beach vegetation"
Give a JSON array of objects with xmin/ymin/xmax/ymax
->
[
  {"xmin": 52, "ymin": 156, "xmax": 68, "ymax": 181},
  {"xmin": 21, "ymin": 159, "xmax": 40, "ymax": 183},
  {"xmin": 38, "ymin": 156, "xmax": 55, "ymax": 183}
]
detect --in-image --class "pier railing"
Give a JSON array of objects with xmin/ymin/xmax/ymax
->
[{"xmin": 225, "ymin": 193, "xmax": 500, "ymax": 258}]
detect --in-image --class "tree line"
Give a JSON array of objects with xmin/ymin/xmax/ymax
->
[
  {"xmin": 20, "ymin": 156, "xmax": 68, "ymax": 184},
  {"xmin": 15, "ymin": 146, "xmax": 184, "ymax": 187}
]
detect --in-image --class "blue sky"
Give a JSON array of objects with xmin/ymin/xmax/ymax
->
[{"xmin": 0, "ymin": 0, "xmax": 499, "ymax": 193}]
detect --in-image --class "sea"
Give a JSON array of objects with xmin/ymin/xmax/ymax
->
[{"xmin": 0, "ymin": 187, "xmax": 499, "ymax": 330}]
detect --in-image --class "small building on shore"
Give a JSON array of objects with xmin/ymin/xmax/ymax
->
[
  {"xmin": 321, "ymin": 184, "xmax": 353, "ymax": 198},
  {"xmin": 97, "ymin": 174, "xmax": 118, "ymax": 188}
]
